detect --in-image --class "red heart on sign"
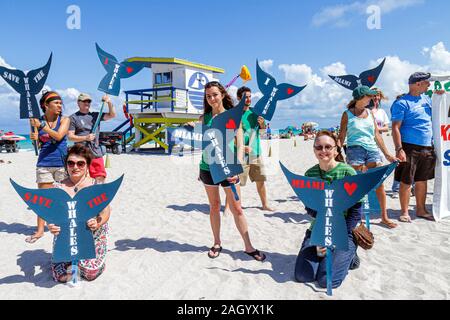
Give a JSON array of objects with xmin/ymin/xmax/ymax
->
[
  {"xmin": 367, "ymin": 75, "xmax": 375, "ymax": 83},
  {"xmin": 126, "ymin": 67, "xmax": 134, "ymax": 74},
  {"xmin": 225, "ymin": 119, "xmax": 237, "ymax": 129},
  {"xmin": 287, "ymin": 88, "xmax": 294, "ymax": 95},
  {"xmin": 344, "ymin": 182, "xmax": 358, "ymax": 196},
  {"xmin": 104, "ymin": 58, "xmax": 109, "ymax": 65}
]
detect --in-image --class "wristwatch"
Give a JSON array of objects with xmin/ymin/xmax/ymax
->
[{"xmin": 38, "ymin": 121, "xmax": 47, "ymax": 130}]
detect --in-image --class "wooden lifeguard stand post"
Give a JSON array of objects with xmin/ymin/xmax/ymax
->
[{"xmin": 123, "ymin": 57, "xmax": 224, "ymax": 152}]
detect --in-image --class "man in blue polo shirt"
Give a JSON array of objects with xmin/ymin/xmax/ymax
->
[{"xmin": 391, "ymin": 72, "xmax": 439, "ymax": 222}]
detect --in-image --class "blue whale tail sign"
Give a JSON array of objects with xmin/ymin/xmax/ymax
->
[
  {"xmin": 96, "ymin": 43, "xmax": 145, "ymax": 96},
  {"xmin": 253, "ymin": 59, "xmax": 306, "ymax": 121},
  {"xmin": 328, "ymin": 58, "xmax": 386, "ymax": 91},
  {"xmin": 279, "ymin": 162, "xmax": 397, "ymax": 250},
  {"xmin": 10, "ymin": 175, "xmax": 124, "ymax": 263},
  {"xmin": 0, "ymin": 53, "xmax": 52, "ymax": 119}
]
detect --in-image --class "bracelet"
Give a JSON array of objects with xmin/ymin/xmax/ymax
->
[{"xmin": 395, "ymin": 147, "xmax": 403, "ymax": 152}]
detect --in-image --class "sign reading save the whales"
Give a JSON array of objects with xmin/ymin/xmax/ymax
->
[
  {"xmin": 10, "ymin": 176, "xmax": 123, "ymax": 263},
  {"xmin": 328, "ymin": 58, "xmax": 386, "ymax": 91},
  {"xmin": 0, "ymin": 54, "xmax": 52, "ymax": 119},
  {"xmin": 167, "ymin": 98, "xmax": 246, "ymax": 185},
  {"xmin": 252, "ymin": 60, "xmax": 306, "ymax": 121},
  {"xmin": 96, "ymin": 43, "xmax": 144, "ymax": 96}
]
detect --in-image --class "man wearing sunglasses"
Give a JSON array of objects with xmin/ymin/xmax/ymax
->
[{"xmin": 68, "ymin": 93, "xmax": 116, "ymax": 183}]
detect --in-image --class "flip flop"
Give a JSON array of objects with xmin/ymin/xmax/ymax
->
[
  {"xmin": 208, "ymin": 246, "xmax": 222, "ymax": 259},
  {"xmin": 398, "ymin": 215, "xmax": 412, "ymax": 223},
  {"xmin": 25, "ymin": 234, "xmax": 42, "ymax": 244},
  {"xmin": 416, "ymin": 214, "xmax": 435, "ymax": 221},
  {"xmin": 380, "ymin": 220, "xmax": 398, "ymax": 229},
  {"xmin": 245, "ymin": 249, "xmax": 266, "ymax": 262}
]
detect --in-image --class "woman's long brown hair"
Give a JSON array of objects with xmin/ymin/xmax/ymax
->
[{"xmin": 203, "ymin": 81, "xmax": 234, "ymax": 116}]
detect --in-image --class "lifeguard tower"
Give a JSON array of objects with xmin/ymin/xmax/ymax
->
[{"xmin": 115, "ymin": 57, "xmax": 224, "ymax": 152}]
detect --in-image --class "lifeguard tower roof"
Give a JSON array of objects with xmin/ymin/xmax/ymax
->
[{"xmin": 126, "ymin": 57, "xmax": 225, "ymax": 74}]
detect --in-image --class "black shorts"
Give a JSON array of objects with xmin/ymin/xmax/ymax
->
[
  {"xmin": 394, "ymin": 142, "xmax": 436, "ymax": 185},
  {"xmin": 199, "ymin": 169, "xmax": 240, "ymax": 188}
]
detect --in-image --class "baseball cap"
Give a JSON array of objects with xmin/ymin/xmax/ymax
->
[
  {"xmin": 77, "ymin": 93, "xmax": 92, "ymax": 102},
  {"xmin": 352, "ymin": 86, "xmax": 378, "ymax": 100},
  {"xmin": 408, "ymin": 72, "xmax": 431, "ymax": 84}
]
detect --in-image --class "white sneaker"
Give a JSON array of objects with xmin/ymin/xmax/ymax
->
[{"xmin": 391, "ymin": 192, "xmax": 399, "ymax": 199}]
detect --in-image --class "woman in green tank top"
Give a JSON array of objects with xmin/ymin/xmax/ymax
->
[
  {"xmin": 198, "ymin": 81, "xmax": 266, "ymax": 261},
  {"xmin": 338, "ymin": 86, "xmax": 397, "ymax": 229}
]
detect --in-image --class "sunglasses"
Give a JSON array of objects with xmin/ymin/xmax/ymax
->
[
  {"xmin": 79, "ymin": 100, "xmax": 92, "ymax": 104},
  {"xmin": 67, "ymin": 160, "xmax": 87, "ymax": 168},
  {"xmin": 313, "ymin": 145, "xmax": 336, "ymax": 151}
]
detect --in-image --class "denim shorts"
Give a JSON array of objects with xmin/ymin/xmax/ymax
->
[{"xmin": 345, "ymin": 145, "xmax": 382, "ymax": 166}]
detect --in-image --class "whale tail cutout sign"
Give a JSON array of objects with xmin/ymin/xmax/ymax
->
[
  {"xmin": 167, "ymin": 97, "xmax": 246, "ymax": 185},
  {"xmin": 328, "ymin": 58, "xmax": 386, "ymax": 91},
  {"xmin": 280, "ymin": 162, "xmax": 397, "ymax": 250},
  {"xmin": 10, "ymin": 175, "xmax": 124, "ymax": 263},
  {"xmin": 280, "ymin": 161, "xmax": 396, "ymax": 296},
  {"xmin": 252, "ymin": 60, "xmax": 306, "ymax": 121},
  {"xmin": 0, "ymin": 54, "xmax": 52, "ymax": 119},
  {"xmin": 96, "ymin": 43, "xmax": 145, "ymax": 96}
]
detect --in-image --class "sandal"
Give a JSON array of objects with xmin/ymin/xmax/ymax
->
[
  {"xmin": 398, "ymin": 215, "xmax": 412, "ymax": 223},
  {"xmin": 245, "ymin": 249, "xmax": 266, "ymax": 262},
  {"xmin": 208, "ymin": 246, "xmax": 222, "ymax": 259},
  {"xmin": 416, "ymin": 213, "xmax": 435, "ymax": 221},
  {"xmin": 380, "ymin": 219, "xmax": 398, "ymax": 229}
]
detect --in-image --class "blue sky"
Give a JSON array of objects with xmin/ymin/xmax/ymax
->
[{"xmin": 1, "ymin": 0, "xmax": 450, "ymax": 132}]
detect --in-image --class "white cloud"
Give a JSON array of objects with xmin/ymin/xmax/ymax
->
[
  {"xmin": 259, "ymin": 59, "xmax": 274, "ymax": 72},
  {"xmin": 312, "ymin": 0, "xmax": 424, "ymax": 28},
  {"xmin": 422, "ymin": 42, "xmax": 450, "ymax": 73},
  {"xmin": 320, "ymin": 62, "xmax": 347, "ymax": 78}
]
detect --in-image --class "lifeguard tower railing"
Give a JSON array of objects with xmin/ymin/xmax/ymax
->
[
  {"xmin": 124, "ymin": 86, "xmax": 189, "ymax": 113},
  {"xmin": 116, "ymin": 86, "xmax": 200, "ymax": 152}
]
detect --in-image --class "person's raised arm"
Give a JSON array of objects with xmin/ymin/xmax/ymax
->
[{"xmin": 101, "ymin": 95, "xmax": 116, "ymax": 121}]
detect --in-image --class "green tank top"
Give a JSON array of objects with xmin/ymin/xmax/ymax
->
[{"xmin": 199, "ymin": 113, "xmax": 213, "ymax": 171}]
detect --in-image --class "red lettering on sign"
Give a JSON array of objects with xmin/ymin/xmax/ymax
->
[
  {"xmin": 441, "ymin": 125, "xmax": 450, "ymax": 141},
  {"xmin": 87, "ymin": 193, "xmax": 109, "ymax": 209},
  {"xmin": 23, "ymin": 193, "xmax": 53, "ymax": 208}
]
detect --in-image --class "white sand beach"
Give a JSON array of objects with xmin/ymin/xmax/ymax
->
[{"xmin": 1, "ymin": 137, "xmax": 450, "ymax": 300}]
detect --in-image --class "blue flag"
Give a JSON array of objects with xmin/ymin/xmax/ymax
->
[
  {"xmin": 167, "ymin": 98, "xmax": 246, "ymax": 184},
  {"xmin": 280, "ymin": 162, "xmax": 396, "ymax": 250},
  {"xmin": 328, "ymin": 58, "xmax": 386, "ymax": 91},
  {"xmin": 96, "ymin": 43, "xmax": 145, "ymax": 96},
  {"xmin": 10, "ymin": 176, "xmax": 123, "ymax": 263},
  {"xmin": 0, "ymin": 54, "xmax": 52, "ymax": 119},
  {"xmin": 252, "ymin": 60, "xmax": 306, "ymax": 121}
]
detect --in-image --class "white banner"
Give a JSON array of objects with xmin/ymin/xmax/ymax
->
[{"xmin": 432, "ymin": 92, "xmax": 450, "ymax": 221}]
